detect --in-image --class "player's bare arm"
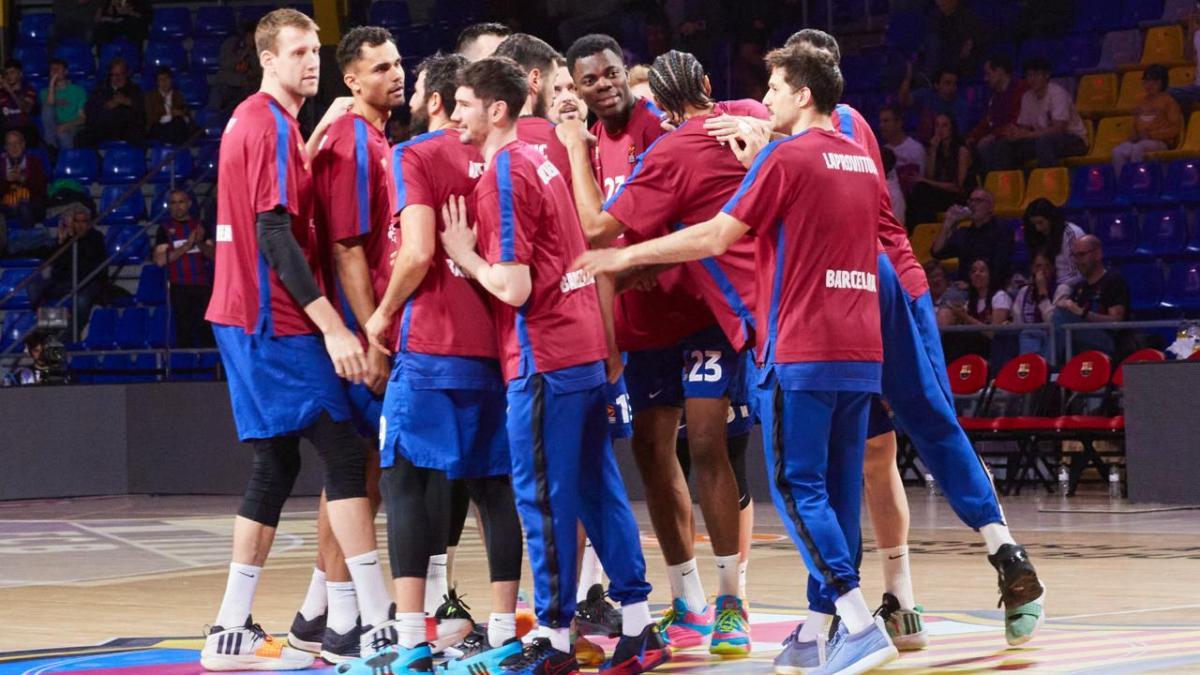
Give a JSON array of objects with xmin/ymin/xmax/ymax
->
[
  {"xmin": 331, "ymin": 238, "xmax": 389, "ymax": 393},
  {"xmin": 364, "ymin": 205, "xmax": 436, "ymax": 354},
  {"xmin": 439, "ymin": 195, "xmax": 532, "ymax": 307},
  {"xmin": 556, "ymin": 118, "xmax": 625, "ymax": 246},
  {"xmin": 305, "ymin": 95, "xmax": 354, "ymax": 158},
  {"xmin": 574, "ymin": 212, "xmax": 749, "ymax": 276}
]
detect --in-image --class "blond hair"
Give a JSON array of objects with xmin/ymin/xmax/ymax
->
[
  {"xmin": 255, "ymin": 8, "xmax": 318, "ymax": 54},
  {"xmin": 627, "ymin": 64, "xmax": 650, "ymax": 88}
]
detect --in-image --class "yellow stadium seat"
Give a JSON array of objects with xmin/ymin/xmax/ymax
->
[
  {"xmin": 910, "ymin": 222, "xmax": 941, "ymax": 264},
  {"xmin": 984, "ymin": 170, "xmax": 1026, "ymax": 218},
  {"xmin": 1076, "ymin": 73, "xmax": 1119, "ymax": 117},
  {"xmin": 1169, "ymin": 66, "xmax": 1195, "ymax": 89},
  {"xmin": 1147, "ymin": 110, "xmax": 1200, "ymax": 160},
  {"xmin": 1138, "ymin": 25, "xmax": 1189, "ymax": 68},
  {"xmin": 1112, "ymin": 70, "xmax": 1145, "ymax": 114},
  {"xmin": 1022, "ymin": 167, "xmax": 1071, "ymax": 209},
  {"xmin": 1065, "ymin": 116, "xmax": 1135, "ymax": 166}
]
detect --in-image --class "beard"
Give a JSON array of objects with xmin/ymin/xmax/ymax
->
[
  {"xmin": 410, "ymin": 107, "xmax": 430, "ymax": 135},
  {"xmin": 532, "ymin": 90, "xmax": 550, "ymax": 119}
]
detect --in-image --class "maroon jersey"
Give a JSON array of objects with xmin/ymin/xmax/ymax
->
[
  {"xmin": 474, "ymin": 140, "xmax": 607, "ymax": 382},
  {"xmin": 516, "ymin": 116, "xmax": 572, "ymax": 192},
  {"xmin": 155, "ymin": 218, "xmax": 214, "ymax": 286},
  {"xmin": 590, "ymin": 97, "xmax": 712, "ymax": 351},
  {"xmin": 723, "ymin": 128, "xmax": 883, "ymax": 365},
  {"xmin": 603, "ymin": 100, "xmax": 769, "ymax": 351},
  {"xmin": 207, "ymin": 92, "xmax": 318, "ymax": 336},
  {"xmin": 392, "ymin": 128, "xmax": 497, "ymax": 359}
]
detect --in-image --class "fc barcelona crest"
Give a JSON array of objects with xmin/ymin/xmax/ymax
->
[{"xmin": 958, "ymin": 364, "xmax": 973, "ymax": 380}]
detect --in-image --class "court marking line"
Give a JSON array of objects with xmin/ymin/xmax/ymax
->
[
  {"xmin": 1048, "ymin": 603, "xmax": 1200, "ymax": 621},
  {"xmin": 68, "ymin": 522, "xmax": 201, "ymax": 568}
]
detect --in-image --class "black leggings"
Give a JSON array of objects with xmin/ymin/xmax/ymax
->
[
  {"xmin": 677, "ymin": 431, "xmax": 753, "ymax": 509},
  {"xmin": 444, "ymin": 476, "xmax": 523, "ymax": 582},
  {"xmin": 380, "ymin": 454, "xmax": 452, "ymax": 579}
]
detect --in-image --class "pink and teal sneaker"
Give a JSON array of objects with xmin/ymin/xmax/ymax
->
[
  {"xmin": 656, "ymin": 598, "xmax": 713, "ymax": 650},
  {"xmin": 709, "ymin": 595, "xmax": 751, "ymax": 656}
]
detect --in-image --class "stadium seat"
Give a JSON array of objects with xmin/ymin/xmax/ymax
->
[
  {"xmin": 1075, "ymin": 73, "xmax": 1119, "ymax": 116},
  {"xmin": 13, "ymin": 44, "xmax": 48, "ymax": 77},
  {"xmin": 168, "ymin": 351, "xmax": 197, "ymax": 380},
  {"xmin": 370, "ymin": 1, "xmax": 412, "ymax": 30},
  {"xmin": 884, "ymin": 11, "xmax": 926, "ymax": 52},
  {"xmin": 1137, "ymin": 209, "xmax": 1189, "ymax": 255},
  {"xmin": 195, "ymin": 6, "xmax": 235, "ymax": 36},
  {"xmin": 0, "ymin": 268, "xmax": 33, "ymax": 309},
  {"xmin": 191, "ymin": 37, "xmax": 224, "ymax": 75},
  {"xmin": 1147, "ymin": 111, "xmax": 1200, "ymax": 161},
  {"xmin": 82, "ymin": 307, "xmax": 118, "ymax": 350},
  {"xmin": 143, "ymin": 41, "xmax": 188, "ymax": 74},
  {"xmin": 102, "ymin": 353, "xmax": 159, "ymax": 383},
  {"xmin": 18, "ymin": 12, "xmax": 53, "ymax": 43},
  {"xmin": 1131, "ymin": 25, "xmax": 1187, "ymax": 70},
  {"xmin": 910, "ymin": 222, "xmax": 940, "ymax": 264},
  {"xmin": 100, "ymin": 187, "xmax": 147, "ymax": 225},
  {"xmin": 146, "ymin": 307, "xmax": 171, "ymax": 348},
  {"xmin": 1069, "ymin": 164, "xmax": 1118, "ymax": 209},
  {"xmin": 1021, "ymin": 38, "xmax": 1064, "ymax": 74},
  {"xmin": 1112, "ymin": 349, "xmax": 1165, "ymax": 389},
  {"xmin": 1071, "ymin": 2, "xmax": 1124, "ymax": 33},
  {"xmin": 135, "ymin": 264, "xmax": 167, "ymax": 305},
  {"xmin": 1125, "ymin": 0, "xmax": 1167, "ymax": 24},
  {"xmin": 1006, "ymin": 219, "xmax": 1030, "ymax": 267},
  {"xmin": 99, "ymin": 39, "xmax": 140, "ymax": 73},
  {"xmin": 1121, "ymin": 263, "xmax": 1166, "ymax": 310},
  {"xmin": 1094, "ymin": 30, "xmax": 1143, "ymax": 72},
  {"xmin": 1116, "ymin": 162, "xmax": 1164, "ymax": 205},
  {"xmin": 1165, "ymin": 262, "xmax": 1200, "ymax": 310},
  {"xmin": 1161, "ymin": 159, "xmax": 1200, "ymax": 202},
  {"xmin": 0, "ymin": 310, "xmax": 35, "ymax": 352},
  {"xmin": 983, "ymin": 170, "xmax": 1026, "ymax": 218},
  {"xmin": 104, "ymin": 224, "xmax": 150, "ymax": 262},
  {"xmin": 1093, "ymin": 211, "xmax": 1141, "ymax": 258},
  {"xmin": 101, "ymin": 145, "xmax": 147, "ymax": 185},
  {"xmin": 195, "ymin": 142, "xmax": 220, "ymax": 178},
  {"xmin": 174, "ymin": 72, "xmax": 209, "ymax": 110},
  {"xmin": 1022, "ymin": 168, "xmax": 1071, "ymax": 209},
  {"xmin": 150, "ymin": 6, "xmax": 192, "ymax": 40},
  {"xmin": 1188, "ymin": 218, "xmax": 1200, "ymax": 253},
  {"xmin": 147, "ymin": 146, "xmax": 194, "ymax": 184},
  {"xmin": 1169, "ymin": 65, "xmax": 1195, "ymax": 88},
  {"xmin": 196, "ymin": 350, "xmax": 220, "ymax": 380},
  {"xmin": 237, "ymin": 4, "xmax": 275, "ymax": 25},
  {"xmin": 1155, "ymin": 0, "xmax": 1197, "ymax": 24},
  {"xmin": 1066, "ymin": 116, "xmax": 1134, "ymax": 166},
  {"xmin": 53, "ymin": 39, "xmax": 95, "ymax": 78},
  {"xmin": 114, "ymin": 306, "xmax": 149, "ymax": 348},
  {"xmin": 1112, "ymin": 70, "xmax": 1145, "ymax": 114},
  {"xmin": 1062, "ymin": 34, "xmax": 1103, "ymax": 74}
]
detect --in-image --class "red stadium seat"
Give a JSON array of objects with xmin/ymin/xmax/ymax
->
[
  {"xmin": 963, "ymin": 353, "xmax": 1054, "ymax": 494},
  {"xmin": 1049, "ymin": 351, "xmax": 1120, "ymax": 494}
]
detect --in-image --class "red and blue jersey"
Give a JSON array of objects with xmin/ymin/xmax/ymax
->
[
  {"xmin": 517, "ymin": 116, "xmax": 572, "ymax": 192},
  {"xmin": 603, "ymin": 100, "xmax": 768, "ymax": 352},
  {"xmin": 392, "ymin": 129, "xmax": 497, "ymax": 359},
  {"xmin": 155, "ymin": 218, "xmax": 214, "ymax": 286},
  {"xmin": 722, "ymin": 128, "xmax": 883, "ymax": 390},
  {"xmin": 591, "ymin": 97, "xmax": 712, "ymax": 351},
  {"xmin": 831, "ymin": 103, "xmax": 929, "ymax": 300},
  {"xmin": 474, "ymin": 140, "xmax": 607, "ymax": 382},
  {"xmin": 207, "ymin": 91, "xmax": 319, "ymax": 337}
]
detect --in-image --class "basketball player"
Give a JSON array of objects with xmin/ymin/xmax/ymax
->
[
  {"xmin": 200, "ymin": 9, "xmax": 393, "ymax": 671},
  {"xmin": 573, "ymin": 43, "xmax": 902, "ymax": 675},
  {"xmin": 563, "ymin": 33, "xmax": 724, "ymax": 650},
  {"xmin": 550, "ymin": 56, "xmax": 583, "ymax": 124},
  {"xmin": 456, "ymin": 22, "xmax": 511, "ymax": 61},
  {"xmin": 556, "ymin": 48, "xmax": 767, "ymax": 656},
  {"xmin": 439, "ymin": 56, "xmax": 668, "ymax": 675}
]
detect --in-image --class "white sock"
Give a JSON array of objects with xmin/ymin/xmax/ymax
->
[
  {"xmin": 215, "ymin": 562, "xmax": 261, "ymax": 629},
  {"xmin": 425, "ymin": 554, "xmax": 448, "ymax": 615},
  {"xmin": 980, "ymin": 523, "xmax": 1017, "ymax": 555},
  {"xmin": 797, "ymin": 610, "xmax": 832, "ymax": 642},
  {"xmin": 714, "ymin": 554, "xmax": 740, "ymax": 598},
  {"xmin": 621, "ymin": 600, "xmax": 653, "ymax": 636},
  {"xmin": 881, "ymin": 546, "xmax": 915, "ymax": 609},
  {"xmin": 446, "ymin": 545, "xmax": 458, "ymax": 584},
  {"xmin": 577, "ymin": 540, "xmax": 603, "ymax": 603},
  {"xmin": 345, "ymin": 551, "xmax": 392, "ymax": 628},
  {"xmin": 488, "ymin": 612, "xmax": 517, "ymax": 646},
  {"xmin": 326, "ymin": 581, "xmax": 359, "ymax": 634},
  {"xmin": 397, "ymin": 612, "xmax": 425, "ymax": 648},
  {"xmin": 666, "ymin": 559, "xmax": 707, "ymax": 612},
  {"xmin": 298, "ymin": 568, "xmax": 327, "ymax": 620},
  {"xmin": 544, "ymin": 626, "xmax": 572, "ymax": 653},
  {"xmin": 737, "ymin": 559, "xmax": 748, "ymax": 599},
  {"xmin": 834, "ymin": 588, "xmax": 874, "ymax": 634}
]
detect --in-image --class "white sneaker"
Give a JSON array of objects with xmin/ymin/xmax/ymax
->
[
  {"xmin": 201, "ymin": 618, "xmax": 315, "ymax": 671},
  {"xmin": 358, "ymin": 619, "xmax": 400, "ymax": 659}
]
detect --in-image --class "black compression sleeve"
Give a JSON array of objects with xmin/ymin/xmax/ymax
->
[{"xmin": 256, "ymin": 209, "xmax": 322, "ymax": 308}]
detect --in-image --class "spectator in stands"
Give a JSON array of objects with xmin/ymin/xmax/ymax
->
[
  {"xmin": 80, "ymin": 58, "xmax": 145, "ymax": 147},
  {"xmin": 0, "ymin": 130, "xmax": 47, "ymax": 225},
  {"xmin": 39, "ymin": 59, "xmax": 87, "ymax": 151},
  {"xmin": 1011, "ymin": 249, "xmax": 1058, "ymax": 357},
  {"xmin": 931, "ymin": 186, "xmax": 1014, "ymax": 283},
  {"xmin": 925, "ymin": 260, "xmax": 950, "ymax": 307},
  {"xmin": 879, "ymin": 104, "xmax": 925, "ymax": 196},
  {"xmin": 145, "ymin": 68, "xmax": 193, "ymax": 145},
  {"xmin": 153, "ymin": 190, "xmax": 214, "ymax": 348},
  {"xmin": 628, "ymin": 64, "xmax": 654, "ymax": 102},
  {"xmin": 979, "ymin": 58, "xmax": 1088, "ymax": 171},
  {"xmin": 908, "ymin": 112, "xmax": 973, "ymax": 227},
  {"xmin": 54, "ymin": 0, "xmax": 101, "ymax": 43},
  {"xmin": 0, "ymin": 61, "xmax": 37, "ymax": 144},
  {"xmin": 882, "ymin": 146, "xmax": 906, "ymax": 225},
  {"xmin": 899, "ymin": 65, "xmax": 970, "ymax": 145},
  {"xmin": 1022, "ymin": 198, "xmax": 1083, "ymax": 299},
  {"xmin": 966, "ymin": 54, "xmax": 1027, "ymax": 152},
  {"xmin": 938, "ymin": 257, "xmax": 1011, "ymax": 362},
  {"xmin": 93, "ymin": 0, "xmax": 149, "ymax": 47},
  {"xmin": 30, "ymin": 203, "xmax": 108, "ymax": 330},
  {"xmin": 1112, "ymin": 65, "xmax": 1183, "ymax": 174},
  {"xmin": 926, "ymin": 0, "xmax": 987, "ymax": 78},
  {"xmin": 211, "ymin": 23, "xmax": 259, "ymax": 112},
  {"xmin": 1053, "ymin": 235, "xmax": 1130, "ymax": 357}
]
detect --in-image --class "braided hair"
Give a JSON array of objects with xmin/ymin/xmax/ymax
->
[{"xmin": 648, "ymin": 50, "xmax": 711, "ymax": 120}]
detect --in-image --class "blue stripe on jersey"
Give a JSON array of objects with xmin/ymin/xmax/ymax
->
[
  {"xmin": 644, "ymin": 98, "xmax": 666, "ymax": 120},
  {"xmin": 602, "ymin": 132, "xmax": 670, "ymax": 211},
  {"xmin": 670, "ymin": 222, "xmax": 757, "ymax": 340},
  {"xmin": 722, "ymin": 135, "xmax": 787, "ymax": 214},
  {"xmin": 392, "ymin": 129, "xmax": 446, "ymax": 212},
  {"xmin": 515, "ymin": 305, "xmax": 536, "ymax": 376},
  {"xmin": 256, "ymin": 252, "xmax": 273, "ymax": 335},
  {"xmin": 496, "ymin": 150, "xmax": 517, "ymax": 262},
  {"xmin": 399, "ymin": 296, "xmax": 414, "ymax": 352},
  {"xmin": 353, "ymin": 118, "xmax": 371, "ymax": 236},
  {"xmin": 835, "ymin": 104, "xmax": 855, "ymax": 139},
  {"xmin": 764, "ymin": 221, "xmax": 786, "ymax": 365},
  {"xmin": 266, "ymin": 102, "xmax": 290, "ymax": 207}
]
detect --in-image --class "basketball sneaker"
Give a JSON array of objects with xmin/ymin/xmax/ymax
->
[
  {"xmin": 772, "ymin": 622, "xmax": 822, "ymax": 674},
  {"xmin": 440, "ymin": 632, "xmax": 523, "ymax": 674},
  {"xmin": 498, "ymin": 637, "xmax": 578, "ymax": 674},
  {"xmin": 334, "ymin": 642, "xmax": 434, "ymax": 674},
  {"xmin": 201, "ymin": 617, "xmax": 315, "ymax": 671},
  {"xmin": 320, "ymin": 620, "xmax": 363, "ymax": 664},
  {"xmin": 285, "ymin": 611, "xmax": 325, "ymax": 654},
  {"xmin": 811, "ymin": 617, "xmax": 897, "ymax": 675},
  {"xmin": 574, "ymin": 584, "xmax": 623, "ymax": 637},
  {"xmin": 709, "ymin": 595, "xmax": 751, "ymax": 656},
  {"xmin": 988, "ymin": 544, "xmax": 1046, "ymax": 646},
  {"xmin": 656, "ymin": 598, "xmax": 713, "ymax": 649},
  {"xmin": 874, "ymin": 592, "xmax": 928, "ymax": 651},
  {"xmin": 599, "ymin": 623, "xmax": 671, "ymax": 675},
  {"xmin": 429, "ymin": 587, "xmax": 477, "ymax": 653},
  {"xmin": 574, "ymin": 633, "xmax": 606, "ymax": 667}
]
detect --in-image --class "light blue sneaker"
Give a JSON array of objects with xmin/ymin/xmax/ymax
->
[
  {"xmin": 439, "ymin": 633, "xmax": 523, "ymax": 673},
  {"xmin": 812, "ymin": 618, "xmax": 897, "ymax": 675},
  {"xmin": 335, "ymin": 642, "xmax": 434, "ymax": 674},
  {"xmin": 773, "ymin": 622, "xmax": 822, "ymax": 674}
]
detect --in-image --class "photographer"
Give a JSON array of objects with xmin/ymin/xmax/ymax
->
[{"xmin": 2, "ymin": 331, "xmax": 68, "ymax": 386}]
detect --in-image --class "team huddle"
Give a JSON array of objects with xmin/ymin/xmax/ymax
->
[{"xmin": 198, "ymin": 9, "xmax": 1047, "ymax": 675}]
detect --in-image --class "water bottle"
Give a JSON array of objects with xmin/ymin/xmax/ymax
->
[
  {"xmin": 1108, "ymin": 468, "xmax": 1122, "ymax": 500},
  {"xmin": 1058, "ymin": 466, "xmax": 1070, "ymax": 496}
]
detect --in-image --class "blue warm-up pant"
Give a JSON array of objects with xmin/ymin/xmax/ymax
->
[{"xmin": 506, "ymin": 361, "xmax": 653, "ymax": 629}]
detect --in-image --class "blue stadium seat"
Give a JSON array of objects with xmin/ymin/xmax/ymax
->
[
  {"xmin": 1062, "ymin": 34, "xmax": 1102, "ymax": 73},
  {"xmin": 150, "ymin": 6, "xmax": 192, "ymax": 40},
  {"xmin": 102, "ymin": 353, "xmax": 158, "ymax": 383},
  {"xmin": 1121, "ymin": 263, "xmax": 1166, "ymax": 311},
  {"xmin": 238, "ymin": 4, "xmax": 275, "ymax": 25},
  {"xmin": 148, "ymin": 145, "xmax": 194, "ymax": 184},
  {"xmin": 1117, "ymin": 162, "xmax": 1163, "ymax": 205},
  {"xmin": 1137, "ymin": 209, "xmax": 1189, "ymax": 255},
  {"xmin": 149, "ymin": 184, "xmax": 171, "ymax": 220},
  {"xmin": 13, "ymin": 45, "xmax": 48, "ymax": 77},
  {"xmin": 69, "ymin": 354, "xmax": 101, "ymax": 383},
  {"xmin": 1072, "ymin": 2, "xmax": 1124, "ymax": 33},
  {"xmin": 195, "ymin": 109, "xmax": 229, "ymax": 140},
  {"xmin": 191, "ymin": 37, "xmax": 224, "ymax": 75},
  {"xmin": 1124, "ymin": 0, "xmax": 1166, "ymax": 24},
  {"xmin": 143, "ymin": 41, "xmax": 188, "ymax": 74},
  {"xmin": 53, "ymin": 39, "xmax": 95, "ymax": 78},
  {"xmin": 196, "ymin": 350, "xmax": 220, "ymax": 380},
  {"xmin": 175, "ymin": 72, "xmax": 209, "ymax": 110},
  {"xmin": 0, "ymin": 311, "xmax": 36, "ymax": 352},
  {"xmin": 100, "ymin": 188, "xmax": 148, "ymax": 226},
  {"xmin": 104, "ymin": 223, "xmax": 150, "ymax": 261},
  {"xmin": 82, "ymin": 307, "xmax": 118, "ymax": 350},
  {"xmin": 114, "ymin": 306, "xmax": 149, "ymax": 348},
  {"xmin": 195, "ymin": 141, "xmax": 220, "ymax": 178},
  {"xmin": 1069, "ymin": 165, "xmax": 1118, "ymax": 209},
  {"xmin": 18, "ymin": 13, "xmax": 54, "ymax": 43},
  {"xmin": 168, "ymin": 351, "xmax": 197, "ymax": 380},
  {"xmin": 101, "ymin": 144, "xmax": 147, "ymax": 185},
  {"xmin": 195, "ymin": 6, "xmax": 235, "ymax": 36},
  {"xmin": 1093, "ymin": 211, "xmax": 1141, "ymax": 259},
  {"xmin": 1003, "ymin": 219, "xmax": 1029, "ymax": 267},
  {"xmin": 1188, "ymin": 216, "xmax": 1200, "ymax": 253},
  {"xmin": 0, "ymin": 268, "xmax": 34, "ymax": 309},
  {"xmin": 146, "ymin": 307, "xmax": 170, "ymax": 348},
  {"xmin": 2, "ymin": 258, "xmax": 41, "ymax": 268},
  {"xmin": 135, "ymin": 264, "xmax": 167, "ymax": 305},
  {"xmin": 1020, "ymin": 38, "xmax": 1063, "ymax": 73},
  {"xmin": 885, "ymin": 11, "xmax": 926, "ymax": 52},
  {"xmin": 370, "ymin": 1, "xmax": 412, "ymax": 30},
  {"xmin": 1164, "ymin": 262, "xmax": 1200, "ymax": 309},
  {"xmin": 1161, "ymin": 159, "xmax": 1200, "ymax": 203},
  {"xmin": 99, "ymin": 40, "xmax": 141, "ymax": 73}
]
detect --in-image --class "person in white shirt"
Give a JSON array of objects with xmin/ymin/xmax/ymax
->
[
  {"xmin": 879, "ymin": 104, "xmax": 926, "ymax": 196},
  {"xmin": 1011, "ymin": 250, "xmax": 1058, "ymax": 357},
  {"xmin": 978, "ymin": 57, "xmax": 1088, "ymax": 171},
  {"xmin": 1021, "ymin": 198, "xmax": 1085, "ymax": 299}
]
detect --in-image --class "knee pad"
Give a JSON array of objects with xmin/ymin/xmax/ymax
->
[
  {"xmin": 728, "ymin": 432, "xmax": 752, "ymax": 509},
  {"xmin": 306, "ymin": 413, "xmax": 368, "ymax": 501},
  {"xmin": 238, "ymin": 437, "xmax": 302, "ymax": 527}
]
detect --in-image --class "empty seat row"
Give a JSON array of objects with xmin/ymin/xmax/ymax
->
[
  {"xmin": 69, "ymin": 350, "xmax": 220, "ymax": 383},
  {"xmin": 16, "ymin": 4, "xmax": 318, "ymax": 44},
  {"xmin": 55, "ymin": 145, "xmax": 197, "ymax": 186},
  {"xmin": 80, "ymin": 305, "xmax": 170, "ymax": 350}
]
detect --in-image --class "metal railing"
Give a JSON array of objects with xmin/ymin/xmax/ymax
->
[{"xmin": 940, "ymin": 319, "xmax": 1188, "ymax": 366}]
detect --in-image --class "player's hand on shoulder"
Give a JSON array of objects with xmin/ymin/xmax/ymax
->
[
  {"xmin": 324, "ymin": 325, "xmax": 368, "ymax": 384},
  {"xmin": 439, "ymin": 195, "xmax": 477, "ymax": 262},
  {"xmin": 573, "ymin": 248, "xmax": 631, "ymax": 277},
  {"xmin": 555, "ymin": 117, "xmax": 595, "ymax": 149}
]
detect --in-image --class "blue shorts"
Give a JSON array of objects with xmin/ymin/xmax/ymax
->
[
  {"xmin": 346, "ymin": 382, "xmax": 385, "ymax": 440},
  {"xmin": 214, "ymin": 325, "xmax": 352, "ymax": 442},
  {"xmin": 379, "ymin": 352, "xmax": 508, "ymax": 479},
  {"xmin": 606, "ymin": 375, "xmax": 633, "ymax": 440},
  {"xmin": 867, "ymin": 396, "xmax": 894, "ymax": 438},
  {"xmin": 626, "ymin": 326, "xmax": 748, "ymax": 412}
]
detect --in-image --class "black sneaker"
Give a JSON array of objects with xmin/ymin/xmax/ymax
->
[
  {"xmin": 320, "ymin": 620, "xmax": 363, "ymax": 664},
  {"xmin": 574, "ymin": 584, "xmax": 622, "ymax": 638},
  {"xmin": 988, "ymin": 543, "xmax": 1047, "ymax": 646},
  {"xmin": 287, "ymin": 611, "xmax": 326, "ymax": 654},
  {"xmin": 600, "ymin": 623, "xmax": 670, "ymax": 675},
  {"xmin": 432, "ymin": 587, "xmax": 476, "ymax": 653},
  {"xmin": 499, "ymin": 637, "xmax": 578, "ymax": 674}
]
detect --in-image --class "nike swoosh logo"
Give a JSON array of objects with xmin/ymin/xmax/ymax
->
[
  {"xmin": 237, "ymin": 571, "xmax": 256, "ymax": 578},
  {"xmin": 888, "ymin": 554, "xmax": 907, "ymax": 560},
  {"xmin": 648, "ymin": 390, "xmax": 663, "ymax": 399},
  {"xmin": 362, "ymin": 560, "xmax": 378, "ymax": 566},
  {"xmin": 681, "ymin": 569, "xmax": 694, "ymax": 576}
]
